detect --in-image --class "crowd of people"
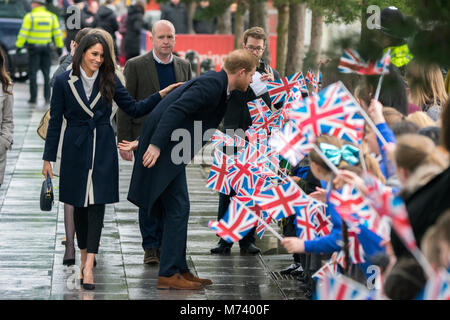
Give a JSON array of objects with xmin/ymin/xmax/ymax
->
[{"xmin": 1, "ymin": 1, "xmax": 449, "ymax": 299}]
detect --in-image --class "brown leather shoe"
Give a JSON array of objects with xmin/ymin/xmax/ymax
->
[
  {"xmin": 181, "ymin": 272, "xmax": 213, "ymax": 286},
  {"xmin": 157, "ymin": 273, "xmax": 203, "ymax": 290}
]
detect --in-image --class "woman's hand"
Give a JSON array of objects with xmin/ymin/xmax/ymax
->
[
  {"xmin": 159, "ymin": 82, "xmax": 184, "ymax": 98},
  {"xmin": 309, "ymin": 187, "xmax": 327, "ymax": 203},
  {"xmin": 333, "ymin": 169, "xmax": 368, "ymax": 194},
  {"xmin": 281, "ymin": 237, "xmax": 305, "ymax": 254},
  {"xmin": 368, "ymin": 99, "xmax": 386, "ymax": 125},
  {"xmin": 42, "ymin": 160, "xmax": 53, "ymax": 179},
  {"xmin": 118, "ymin": 139, "xmax": 139, "ymax": 152}
]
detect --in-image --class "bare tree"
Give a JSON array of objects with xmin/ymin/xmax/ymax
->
[
  {"xmin": 233, "ymin": 0, "xmax": 248, "ymax": 49},
  {"xmin": 304, "ymin": 7, "xmax": 324, "ymax": 71},
  {"xmin": 187, "ymin": 1, "xmax": 197, "ymax": 34},
  {"xmin": 217, "ymin": 6, "xmax": 232, "ymax": 34},
  {"xmin": 274, "ymin": 0, "xmax": 289, "ymax": 76},
  {"xmin": 285, "ymin": 1, "xmax": 307, "ymax": 75}
]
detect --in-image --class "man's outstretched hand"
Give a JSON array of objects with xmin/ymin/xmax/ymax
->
[{"xmin": 143, "ymin": 144, "xmax": 160, "ymax": 168}]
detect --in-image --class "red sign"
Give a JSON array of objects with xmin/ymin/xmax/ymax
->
[{"xmin": 145, "ymin": 32, "xmax": 278, "ymax": 72}]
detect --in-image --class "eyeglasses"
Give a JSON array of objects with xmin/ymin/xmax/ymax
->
[{"xmin": 245, "ymin": 45, "xmax": 265, "ymax": 53}]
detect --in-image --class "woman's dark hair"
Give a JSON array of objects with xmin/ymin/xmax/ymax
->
[
  {"xmin": 0, "ymin": 48, "xmax": 12, "ymax": 95},
  {"xmin": 418, "ymin": 126, "xmax": 441, "ymax": 146},
  {"xmin": 391, "ymin": 120, "xmax": 420, "ymax": 137},
  {"xmin": 74, "ymin": 27, "xmax": 93, "ymax": 44},
  {"xmin": 366, "ymin": 64, "xmax": 408, "ymax": 116},
  {"xmin": 72, "ymin": 33, "xmax": 115, "ymax": 105}
]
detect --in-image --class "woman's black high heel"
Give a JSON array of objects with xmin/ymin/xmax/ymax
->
[
  {"xmin": 82, "ymin": 268, "xmax": 95, "ymax": 290},
  {"xmin": 80, "ymin": 267, "xmax": 84, "ymax": 285}
]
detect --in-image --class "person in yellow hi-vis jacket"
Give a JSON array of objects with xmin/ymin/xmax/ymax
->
[{"xmin": 16, "ymin": 0, "xmax": 64, "ymax": 106}]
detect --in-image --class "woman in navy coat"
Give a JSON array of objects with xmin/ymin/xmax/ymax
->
[{"xmin": 42, "ymin": 33, "xmax": 181, "ymax": 290}]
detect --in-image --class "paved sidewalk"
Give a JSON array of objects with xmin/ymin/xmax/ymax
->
[{"xmin": 0, "ymin": 83, "xmax": 305, "ymax": 300}]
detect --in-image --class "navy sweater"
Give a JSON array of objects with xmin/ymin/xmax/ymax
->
[{"xmin": 154, "ymin": 60, "xmax": 176, "ymax": 90}]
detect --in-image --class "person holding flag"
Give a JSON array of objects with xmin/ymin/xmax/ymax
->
[
  {"xmin": 210, "ymin": 27, "xmax": 283, "ymax": 255},
  {"xmin": 281, "ymin": 135, "xmax": 386, "ymax": 282}
]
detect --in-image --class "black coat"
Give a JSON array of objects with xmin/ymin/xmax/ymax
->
[
  {"xmin": 127, "ymin": 70, "xmax": 229, "ymax": 212},
  {"xmin": 44, "ymin": 70, "xmax": 162, "ymax": 207},
  {"xmin": 124, "ymin": 4, "xmax": 144, "ymax": 57},
  {"xmin": 160, "ymin": 1, "xmax": 188, "ymax": 34},
  {"xmin": 96, "ymin": 5, "xmax": 119, "ymax": 41},
  {"xmin": 391, "ymin": 166, "xmax": 450, "ymax": 258}
]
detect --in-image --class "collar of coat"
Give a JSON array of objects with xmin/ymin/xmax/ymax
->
[{"xmin": 68, "ymin": 69, "xmax": 102, "ymax": 117}]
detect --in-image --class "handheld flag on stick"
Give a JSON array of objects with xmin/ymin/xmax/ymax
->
[{"xmin": 267, "ymin": 72, "xmax": 307, "ymax": 105}]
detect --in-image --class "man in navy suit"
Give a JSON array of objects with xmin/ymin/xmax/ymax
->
[{"xmin": 127, "ymin": 49, "xmax": 259, "ymax": 290}]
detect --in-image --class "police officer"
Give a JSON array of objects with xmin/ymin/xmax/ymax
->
[
  {"xmin": 378, "ymin": 7, "xmax": 414, "ymax": 70},
  {"xmin": 16, "ymin": 0, "xmax": 64, "ymax": 106}
]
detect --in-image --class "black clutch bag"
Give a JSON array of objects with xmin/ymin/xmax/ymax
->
[{"xmin": 40, "ymin": 176, "xmax": 54, "ymax": 211}]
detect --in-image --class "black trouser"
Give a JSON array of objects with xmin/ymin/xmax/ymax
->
[
  {"xmin": 27, "ymin": 44, "xmax": 51, "ymax": 103},
  {"xmin": 217, "ymin": 190, "xmax": 255, "ymax": 248},
  {"xmin": 74, "ymin": 204, "xmax": 105, "ymax": 254}
]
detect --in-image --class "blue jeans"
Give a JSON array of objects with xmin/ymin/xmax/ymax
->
[{"xmin": 138, "ymin": 204, "xmax": 163, "ymax": 251}]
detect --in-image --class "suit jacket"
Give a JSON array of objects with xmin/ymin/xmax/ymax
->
[
  {"xmin": 43, "ymin": 69, "xmax": 162, "ymax": 207},
  {"xmin": 117, "ymin": 51, "xmax": 192, "ymax": 142},
  {"xmin": 127, "ymin": 69, "xmax": 229, "ymax": 212}
]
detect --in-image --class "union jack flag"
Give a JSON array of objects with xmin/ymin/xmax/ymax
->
[
  {"xmin": 252, "ymin": 110, "xmax": 282, "ymax": 136},
  {"xmin": 417, "ymin": 269, "xmax": 450, "ymax": 300},
  {"xmin": 247, "ymin": 98, "xmax": 270, "ymax": 125},
  {"xmin": 234, "ymin": 134, "xmax": 246, "ymax": 148},
  {"xmin": 313, "ymin": 204, "xmax": 332, "ymax": 237},
  {"xmin": 288, "ymin": 82, "xmax": 358, "ymax": 140},
  {"xmin": 227, "ymin": 157, "xmax": 264, "ymax": 193},
  {"xmin": 347, "ymin": 229, "xmax": 366, "ymax": 264},
  {"xmin": 338, "ymin": 49, "xmax": 391, "ymax": 75},
  {"xmin": 211, "ymin": 130, "xmax": 234, "ymax": 149},
  {"xmin": 208, "ymin": 199, "xmax": 258, "ymax": 243},
  {"xmin": 267, "ymin": 72, "xmax": 307, "ymax": 105},
  {"xmin": 329, "ymin": 184, "xmax": 386, "ymax": 239},
  {"xmin": 362, "ymin": 173, "xmax": 416, "ymax": 250},
  {"xmin": 205, "ymin": 149, "xmax": 233, "ymax": 195},
  {"xmin": 315, "ymin": 275, "xmax": 372, "ymax": 300},
  {"xmin": 295, "ymin": 201, "xmax": 319, "ymax": 241},
  {"xmin": 328, "ymin": 112, "xmax": 365, "ymax": 145},
  {"xmin": 306, "ymin": 69, "xmax": 322, "ymax": 91},
  {"xmin": 253, "ymin": 181, "xmax": 310, "ymax": 221},
  {"xmin": 269, "ymin": 121, "xmax": 313, "ymax": 167},
  {"xmin": 312, "ymin": 260, "xmax": 339, "ymax": 282}
]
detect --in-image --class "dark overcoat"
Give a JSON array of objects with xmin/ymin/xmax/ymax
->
[
  {"xmin": 43, "ymin": 69, "xmax": 162, "ymax": 207},
  {"xmin": 127, "ymin": 69, "xmax": 229, "ymax": 213}
]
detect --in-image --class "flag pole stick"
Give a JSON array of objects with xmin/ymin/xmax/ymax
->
[
  {"xmin": 251, "ymin": 211, "xmax": 284, "ymax": 242},
  {"xmin": 410, "ymin": 247, "xmax": 435, "ymax": 279},
  {"xmin": 374, "ymin": 74, "xmax": 385, "ymax": 101},
  {"xmin": 338, "ymin": 81, "xmax": 388, "ymax": 146}
]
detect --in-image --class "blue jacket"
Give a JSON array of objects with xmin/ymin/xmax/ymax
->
[
  {"xmin": 376, "ymin": 122, "xmax": 396, "ymax": 178},
  {"xmin": 43, "ymin": 69, "xmax": 162, "ymax": 207}
]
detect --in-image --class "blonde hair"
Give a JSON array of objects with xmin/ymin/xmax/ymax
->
[
  {"xmin": 421, "ymin": 226, "xmax": 441, "ymax": 269},
  {"xmin": 395, "ymin": 134, "xmax": 447, "ymax": 173},
  {"xmin": 224, "ymin": 49, "xmax": 259, "ymax": 74},
  {"xmin": 406, "ymin": 61, "xmax": 448, "ymax": 109},
  {"xmin": 383, "ymin": 107, "xmax": 405, "ymax": 127},
  {"xmin": 406, "ymin": 111, "xmax": 436, "ymax": 129}
]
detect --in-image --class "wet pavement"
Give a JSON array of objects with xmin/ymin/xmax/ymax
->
[{"xmin": 0, "ymin": 82, "xmax": 306, "ymax": 300}]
